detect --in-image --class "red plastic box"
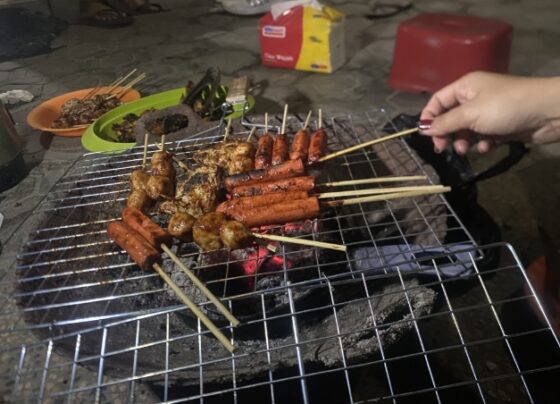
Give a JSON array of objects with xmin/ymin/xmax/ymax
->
[{"xmin": 389, "ymin": 13, "xmax": 513, "ymax": 93}]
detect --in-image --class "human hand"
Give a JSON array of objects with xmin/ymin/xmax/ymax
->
[{"xmin": 419, "ymin": 71, "xmax": 560, "ymax": 154}]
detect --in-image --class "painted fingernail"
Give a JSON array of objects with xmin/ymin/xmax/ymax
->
[{"xmin": 418, "ymin": 119, "xmax": 433, "ymax": 131}]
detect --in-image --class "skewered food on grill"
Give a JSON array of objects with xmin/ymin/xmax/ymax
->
[
  {"xmin": 130, "ymin": 170, "xmax": 150, "ymax": 191},
  {"xmin": 176, "ymin": 165, "xmax": 223, "ymax": 218},
  {"xmin": 255, "ymin": 134, "xmax": 273, "ymax": 169},
  {"xmin": 271, "ymin": 134, "xmax": 289, "ymax": 166},
  {"xmin": 151, "ymin": 151, "xmax": 176, "ymax": 179},
  {"xmin": 308, "ymin": 128, "xmax": 327, "ymax": 164},
  {"xmin": 193, "ymin": 212, "xmax": 227, "ymax": 251},
  {"xmin": 224, "ymin": 159, "xmax": 305, "ymax": 192},
  {"xmin": 107, "ymin": 221, "xmax": 162, "ymax": 270},
  {"xmin": 232, "ymin": 176, "xmax": 316, "ymax": 198},
  {"xmin": 168, "ymin": 212, "xmax": 196, "ymax": 242},
  {"xmin": 122, "ymin": 207, "xmax": 172, "ymax": 249},
  {"xmin": 219, "ymin": 220, "xmax": 253, "ymax": 250},
  {"xmin": 146, "ymin": 175, "xmax": 174, "ymax": 200},
  {"xmin": 193, "ymin": 141, "xmax": 255, "ymax": 175},
  {"xmin": 289, "ymin": 129, "xmax": 310, "ymax": 161},
  {"xmin": 51, "ymin": 94, "xmax": 122, "ymax": 128},
  {"xmin": 127, "ymin": 190, "xmax": 153, "ymax": 212},
  {"xmin": 216, "ymin": 191, "xmax": 309, "ymax": 213}
]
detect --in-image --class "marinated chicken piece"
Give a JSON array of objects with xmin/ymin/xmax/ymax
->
[
  {"xmin": 175, "ymin": 165, "xmax": 222, "ymax": 218},
  {"xmin": 146, "ymin": 175, "xmax": 174, "ymax": 200},
  {"xmin": 219, "ymin": 220, "xmax": 253, "ymax": 250},
  {"xmin": 168, "ymin": 212, "xmax": 196, "ymax": 241},
  {"xmin": 158, "ymin": 199, "xmax": 190, "ymax": 215},
  {"xmin": 193, "ymin": 212, "xmax": 226, "ymax": 251},
  {"xmin": 192, "ymin": 141, "xmax": 255, "ymax": 175},
  {"xmin": 151, "ymin": 151, "xmax": 176, "ymax": 179},
  {"xmin": 127, "ymin": 190, "xmax": 154, "ymax": 213},
  {"xmin": 130, "ymin": 170, "xmax": 150, "ymax": 192}
]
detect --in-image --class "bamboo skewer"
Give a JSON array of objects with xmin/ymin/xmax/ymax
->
[
  {"xmin": 318, "ymin": 108, "xmax": 323, "ymax": 129},
  {"xmin": 264, "ymin": 112, "xmax": 268, "ymax": 134},
  {"xmin": 303, "ymin": 110, "xmax": 312, "ymax": 130},
  {"xmin": 252, "ymin": 233, "xmax": 347, "ymax": 252},
  {"xmin": 223, "ymin": 118, "xmax": 232, "ymax": 141},
  {"xmin": 161, "ymin": 244, "xmax": 240, "ymax": 327},
  {"xmin": 105, "ymin": 68, "xmax": 138, "ymax": 97},
  {"xmin": 109, "ymin": 73, "xmax": 146, "ymax": 99},
  {"xmin": 142, "ymin": 133, "xmax": 149, "ymax": 169},
  {"xmin": 84, "ymin": 74, "xmax": 126, "ymax": 100},
  {"xmin": 319, "ymin": 127, "xmax": 419, "ymax": 163},
  {"xmin": 326, "ymin": 186, "xmax": 451, "ymax": 207},
  {"xmin": 70, "ymin": 124, "xmax": 91, "ymax": 129},
  {"xmin": 280, "ymin": 104, "xmax": 288, "ymax": 134},
  {"xmin": 321, "ymin": 176, "xmax": 428, "ymax": 187},
  {"xmin": 317, "ymin": 185, "xmax": 446, "ymax": 199},
  {"xmin": 246, "ymin": 126, "xmax": 257, "ymax": 142},
  {"xmin": 152, "ymin": 263, "xmax": 235, "ymax": 353},
  {"xmin": 160, "ymin": 135, "xmax": 166, "ymax": 152}
]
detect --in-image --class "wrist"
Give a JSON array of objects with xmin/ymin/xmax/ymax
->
[{"xmin": 529, "ymin": 77, "xmax": 560, "ymax": 143}]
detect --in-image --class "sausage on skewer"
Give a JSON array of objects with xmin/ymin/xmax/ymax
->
[
  {"xmin": 216, "ymin": 191, "xmax": 309, "ymax": 213},
  {"xmin": 308, "ymin": 128, "xmax": 327, "ymax": 164},
  {"xmin": 224, "ymin": 159, "xmax": 305, "ymax": 192},
  {"xmin": 255, "ymin": 134, "xmax": 273, "ymax": 169},
  {"xmin": 127, "ymin": 190, "xmax": 154, "ymax": 212},
  {"xmin": 122, "ymin": 207, "xmax": 172, "ymax": 249},
  {"xmin": 289, "ymin": 129, "xmax": 310, "ymax": 161},
  {"xmin": 232, "ymin": 176, "xmax": 315, "ymax": 198},
  {"xmin": 107, "ymin": 221, "xmax": 162, "ymax": 270},
  {"xmin": 271, "ymin": 134, "xmax": 289, "ymax": 166}
]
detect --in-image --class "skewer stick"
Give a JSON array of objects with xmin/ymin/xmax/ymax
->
[
  {"xmin": 161, "ymin": 244, "xmax": 240, "ymax": 327},
  {"xmin": 264, "ymin": 112, "xmax": 268, "ymax": 134},
  {"xmin": 319, "ymin": 127, "xmax": 419, "ymax": 163},
  {"xmin": 152, "ymin": 263, "xmax": 235, "ymax": 353},
  {"xmin": 105, "ymin": 68, "xmax": 138, "ymax": 96},
  {"xmin": 317, "ymin": 185, "xmax": 446, "ymax": 199},
  {"xmin": 223, "ymin": 118, "xmax": 232, "ymax": 141},
  {"xmin": 252, "ymin": 233, "xmax": 347, "ymax": 252},
  {"xmin": 246, "ymin": 126, "xmax": 257, "ymax": 142},
  {"xmin": 142, "ymin": 133, "xmax": 149, "ymax": 170},
  {"xmin": 318, "ymin": 108, "xmax": 322, "ymax": 129},
  {"xmin": 280, "ymin": 104, "xmax": 288, "ymax": 134},
  {"xmin": 154, "ymin": 142, "xmax": 189, "ymax": 170},
  {"xmin": 303, "ymin": 110, "xmax": 312, "ymax": 130},
  {"xmin": 84, "ymin": 74, "xmax": 125, "ymax": 100},
  {"xmin": 322, "ymin": 176, "xmax": 428, "ymax": 187},
  {"xmin": 160, "ymin": 135, "xmax": 166, "ymax": 152},
  {"xmin": 326, "ymin": 186, "xmax": 451, "ymax": 207},
  {"xmin": 70, "ymin": 124, "xmax": 91, "ymax": 129},
  {"xmin": 110, "ymin": 73, "xmax": 146, "ymax": 99}
]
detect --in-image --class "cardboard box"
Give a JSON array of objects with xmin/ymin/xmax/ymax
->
[{"xmin": 259, "ymin": 1, "xmax": 345, "ymax": 74}]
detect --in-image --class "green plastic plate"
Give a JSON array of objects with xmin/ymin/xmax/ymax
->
[{"xmin": 81, "ymin": 87, "xmax": 254, "ymax": 154}]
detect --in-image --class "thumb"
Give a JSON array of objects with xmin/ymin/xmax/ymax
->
[{"xmin": 425, "ymin": 105, "xmax": 474, "ymax": 137}]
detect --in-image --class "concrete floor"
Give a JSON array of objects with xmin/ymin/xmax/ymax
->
[{"xmin": 1, "ymin": 0, "xmax": 560, "ymax": 401}]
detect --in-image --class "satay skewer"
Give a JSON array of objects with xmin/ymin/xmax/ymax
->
[
  {"xmin": 252, "ymin": 233, "xmax": 346, "ymax": 252},
  {"xmin": 321, "ymin": 176, "xmax": 428, "ymax": 187},
  {"xmin": 303, "ymin": 110, "xmax": 312, "ymax": 130},
  {"xmin": 326, "ymin": 186, "xmax": 451, "ymax": 207},
  {"xmin": 316, "ymin": 184, "xmax": 446, "ymax": 199},
  {"xmin": 264, "ymin": 112, "xmax": 268, "ymax": 134},
  {"xmin": 108, "ymin": 73, "xmax": 146, "ymax": 100},
  {"xmin": 280, "ymin": 104, "xmax": 288, "ymax": 134},
  {"xmin": 105, "ymin": 68, "xmax": 138, "ymax": 97},
  {"xmin": 319, "ymin": 127, "xmax": 419, "ymax": 162},
  {"xmin": 246, "ymin": 126, "xmax": 257, "ymax": 142},
  {"xmin": 160, "ymin": 244, "xmax": 240, "ymax": 327},
  {"xmin": 151, "ymin": 263, "xmax": 235, "ymax": 353},
  {"xmin": 142, "ymin": 133, "xmax": 149, "ymax": 169},
  {"xmin": 223, "ymin": 118, "xmax": 232, "ymax": 141},
  {"xmin": 318, "ymin": 108, "xmax": 322, "ymax": 129}
]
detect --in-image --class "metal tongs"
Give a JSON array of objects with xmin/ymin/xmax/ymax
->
[{"xmin": 182, "ymin": 67, "xmax": 221, "ymax": 117}]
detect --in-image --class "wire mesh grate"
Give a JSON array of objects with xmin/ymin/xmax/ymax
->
[{"xmin": 3, "ymin": 111, "xmax": 557, "ymax": 402}]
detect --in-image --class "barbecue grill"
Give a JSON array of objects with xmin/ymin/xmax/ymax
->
[{"xmin": 1, "ymin": 111, "xmax": 559, "ymax": 403}]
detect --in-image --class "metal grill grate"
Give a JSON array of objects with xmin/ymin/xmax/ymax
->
[{"xmin": 3, "ymin": 111, "xmax": 557, "ymax": 402}]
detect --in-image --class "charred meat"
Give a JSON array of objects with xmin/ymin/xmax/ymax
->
[
  {"xmin": 168, "ymin": 212, "xmax": 196, "ymax": 242},
  {"xmin": 145, "ymin": 114, "xmax": 189, "ymax": 136},
  {"xmin": 193, "ymin": 212, "xmax": 226, "ymax": 251},
  {"xmin": 52, "ymin": 94, "xmax": 122, "ymax": 128}
]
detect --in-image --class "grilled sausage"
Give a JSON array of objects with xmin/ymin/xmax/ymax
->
[
  {"xmin": 224, "ymin": 159, "xmax": 305, "ymax": 192},
  {"xmin": 107, "ymin": 221, "xmax": 162, "ymax": 270},
  {"xmin": 151, "ymin": 151, "xmax": 176, "ymax": 179},
  {"xmin": 122, "ymin": 207, "xmax": 172, "ymax": 249},
  {"xmin": 226, "ymin": 197, "xmax": 321, "ymax": 228},
  {"xmin": 168, "ymin": 212, "xmax": 195, "ymax": 242},
  {"xmin": 255, "ymin": 134, "xmax": 273, "ymax": 169},
  {"xmin": 289, "ymin": 129, "xmax": 309, "ymax": 161},
  {"xmin": 216, "ymin": 191, "xmax": 309, "ymax": 213},
  {"xmin": 271, "ymin": 134, "xmax": 289, "ymax": 166},
  {"xmin": 193, "ymin": 212, "xmax": 226, "ymax": 251},
  {"xmin": 127, "ymin": 190, "xmax": 154, "ymax": 213},
  {"xmin": 220, "ymin": 220, "xmax": 253, "ymax": 250},
  {"xmin": 130, "ymin": 170, "xmax": 150, "ymax": 192},
  {"xmin": 145, "ymin": 175, "xmax": 174, "ymax": 200},
  {"xmin": 308, "ymin": 128, "xmax": 327, "ymax": 164},
  {"xmin": 232, "ymin": 176, "xmax": 315, "ymax": 198}
]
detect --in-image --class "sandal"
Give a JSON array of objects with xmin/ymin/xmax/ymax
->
[
  {"xmin": 79, "ymin": 0, "xmax": 133, "ymax": 27},
  {"xmin": 115, "ymin": 0, "xmax": 165, "ymax": 15}
]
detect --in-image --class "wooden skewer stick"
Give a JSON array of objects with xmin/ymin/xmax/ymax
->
[
  {"xmin": 322, "ymin": 176, "xmax": 428, "ymax": 187},
  {"xmin": 303, "ymin": 110, "xmax": 312, "ymax": 130},
  {"xmin": 84, "ymin": 74, "xmax": 126, "ymax": 100},
  {"xmin": 223, "ymin": 118, "xmax": 232, "ymax": 141},
  {"xmin": 252, "ymin": 233, "xmax": 347, "ymax": 252},
  {"xmin": 160, "ymin": 134, "xmax": 166, "ymax": 152},
  {"xmin": 161, "ymin": 244, "xmax": 240, "ymax": 327},
  {"xmin": 246, "ymin": 126, "xmax": 257, "ymax": 142},
  {"xmin": 319, "ymin": 127, "xmax": 419, "ymax": 163},
  {"xmin": 318, "ymin": 108, "xmax": 323, "ymax": 129},
  {"xmin": 110, "ymin": 73, "xmax": 146, "ymax": 99},
  {"xmin": 142, "ymin": 133, "xmax": 149, "ymax": 170},
  {"xmin": 317, "ymin": 185, "xmax": 445, "ymax": 199},
  {"xmin": 152, "ymin": 263, "xmax": 235, "ymax": 353},
  {"xmin": 264, "ymin": 112, "xmax": 268, "ymax": 134},
  {"xmin": 326, "ymin": 186, "xmax": 451, "ymax": 207},
  {"xmin": 280, "ymin": 104, "xmax": 288, "ymax": 134},
  {"xmin": 105, "ymin": 68, "xmax": 138, "ymax": 96},
  {"xmin": 70, "ymin": 124, "xmax": 91, "ymax": 129}
]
